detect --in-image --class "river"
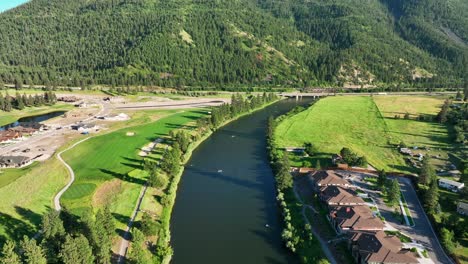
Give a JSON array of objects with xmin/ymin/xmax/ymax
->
[{"xmin": 171, "ymin": 98, "xmax": 313, "ymax": 264}]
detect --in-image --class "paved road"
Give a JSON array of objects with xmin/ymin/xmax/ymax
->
[
  {"xmin": 351, "ymin": 173, "xmax": 453, "ymax": 264},
  {"xmin": 54, "ymin": 137, "xmax": 92, "ymax": 210},
  {"xmin": 397, "ymin": 177, "xmax": 454, "ymax": 264}
]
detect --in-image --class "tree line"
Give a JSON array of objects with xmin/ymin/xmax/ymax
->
[
  {"xmin": 266, "ymin": 109, "xmax": 329, "ymax": 263},
  {"xmin": 0, "ymin": 91, "xmax": 57, "ymax": 112},
  {"xmin": 0, "ymin": 208, "xmax": 114, "ymax": 264}
]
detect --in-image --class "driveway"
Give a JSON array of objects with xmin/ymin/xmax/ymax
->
[{"xmin": 348, "ymin": 172, "xmax": 452, "ymax": 264}]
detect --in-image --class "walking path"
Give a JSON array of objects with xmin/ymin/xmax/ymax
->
[
  {"xmin": 53, "ymin": 137, "xmax": 92, "ymax": 211},
  {"xmin": 117, "ymin": 141, "xmax": 168, "ymax": 263},
  {"xmin": 117, "ymin": 183, "xmax": 149, "ymax": 263},
  {"xmin": 292, "ymin": 185, "xmax": 338, "ymax": 264}
]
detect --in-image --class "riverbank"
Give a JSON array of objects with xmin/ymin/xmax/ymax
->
[{"xmin": 158, "ymin": 98, "xmax": 282, "ymax": 263}]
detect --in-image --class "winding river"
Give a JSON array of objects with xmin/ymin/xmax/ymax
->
[{"xmin": 171, "ymin": 99, "xmax": 313, "ymax": 264}]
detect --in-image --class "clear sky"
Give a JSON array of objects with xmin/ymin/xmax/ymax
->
[{"xmin": 0, "ymin": 0, "xmax": 30, "ymax": 13}]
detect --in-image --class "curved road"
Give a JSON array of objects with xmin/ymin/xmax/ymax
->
[{"xmin": 53, "ymin": 137, "xmax": 92, "ymax": 211}]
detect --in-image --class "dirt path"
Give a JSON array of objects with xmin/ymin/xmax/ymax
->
[
  {"xmin": 53, "ymin": 137, "xmax": 92, "ymax": 211},
  {"xmin": 292, "ymin": 185, "xmax": 338, "ymax": 264}
]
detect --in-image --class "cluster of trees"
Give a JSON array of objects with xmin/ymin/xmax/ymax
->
[
  {"xmin": 376, "ymin": 170, "xmax": 401, "ymax": 208},
  {"xmin": 0, "ymin": 208, "xmax": 114, "ymax": 264},
  {"xmin": 267, "ymin": 113, "xmax": 328, "ymax": 263},
  {"xmin": 437, "ymin": 99, "xmax": 467, "ymax": 144},
  {"xmin": 0, "ymin": 0, "xmax": 465, "ymax": 89},
  {"xmin": 210, "ymin": 93, "xmax": 278, "ymax": 127},
  {"xmin": 0, "ymin": 91, "xmax": 57, "ymax": 112},
  {"xmin": 339, "ymin": 147, "xmax": 368, "ymax": 167}
]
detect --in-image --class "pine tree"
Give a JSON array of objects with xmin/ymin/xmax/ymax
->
[
  {"xmin": 425, "ymin": 181, "xmax": 439, "ymax": 214},
  {"xmin": 377, "ymin": 170, "xmax": 387, "ymax": 190},
  {"xmin": 387, "ymin": 179, "xmax": 400, "ymax": 206},
  {"xmin": 0, "ymin": 240, "xmax": 21, "ymax": 264},
  {"xmin": 41, "ymin": 209, "xmax": 65, "ymax": 239},
  {"xmin": 19, "ymin": 236, "xmax": 47, "ymax": 264},
  {"xmin": 59, "ymin": 235, "xmax": 94, "ymax": 264},
  {"xmin": 419, "ymin": 157, "xmax": 436, "ymax": 186}
]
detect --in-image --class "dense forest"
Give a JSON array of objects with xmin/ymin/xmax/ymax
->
[{"xmin": 0, "ymin": 0, "xmax": 466, "ymax": 90}]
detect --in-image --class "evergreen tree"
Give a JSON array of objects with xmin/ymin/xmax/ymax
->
[
  {"xmin": 275, "ymin": 153, "xmax": 293, "ymax": 190},
  {"xmin": 424, "ymin": 180, "xmax": 439, "ymax": 214},
  {"xmin": 0, "ymin": 241, "xmax": 21, "ymax": 264},
  {"xmin": 41, "ymin": 209, "xmax": 65, "ymax": 239},
  {"xmin": 19, "ymin": 236, "xmax": 47, "ymax": 264},
  {"xmin": 377, "ymin": 170, "xmax": 387, "ymax": 190},
  {"xmin": 128, "ymin": 229, "xmax": 150, "ymax": 264},
  {"xmin": 59, "ymin": 235, "xmax": 94, "ymax": 264},
  {"xmin": 419, "ymin": 157, "xmax": 436, "ymax": 186},
  {"xmin": 387, "ymin": 179, "xmax": 400, "ymax": 206}
]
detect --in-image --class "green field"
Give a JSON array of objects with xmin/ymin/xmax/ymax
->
[
  {"xmin": 275, "ymin": 96, "xmax": 406, "ymax": 171},
  {"xmin": 0, "ymin": 157, "xmax": 68, "ymax": 244},
  {"xmin": 61, "ymin": 110, "xmax": 206, "ymax": 230},
  {"xmin": 373, "ymin": 96, "xmax": 452, "ymax": 168}
]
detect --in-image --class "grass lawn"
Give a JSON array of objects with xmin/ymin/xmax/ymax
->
[
  {"xmin": 275, "ymin": 96, "xmax": 406, "ymax": 172},
  {"xmin": 61, "ymin": 110, "xmax": 206, "ymax": 231},
  {"xmin": 373, "ymin": 95, "xmax": 452, "ymax": 169},
  {"xmin": 0, "ymin": 157, "xmax": 68, "ymax": 245},
  {"xmin": 0, "ymin": 103, "xmax": 73, "ymax": 127}
]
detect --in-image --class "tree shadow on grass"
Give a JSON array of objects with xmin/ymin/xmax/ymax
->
[
  {"xmin": 99, "ymin": 169, "xmax": 146, "ymax": 185},
  {"xmin": 14, "ymin": 206, "xmax": 42, "ymax": 227},
  {"xmin": 112, "ymin": 213, "xmax": 131, "ymax": 226},
  {"xmin": 0, "ymin": 212, "xmax": 35, "ymax": 244},
  {"xmin": 121, "ymin": 162, "xmax": 143, "ymax": 170}
]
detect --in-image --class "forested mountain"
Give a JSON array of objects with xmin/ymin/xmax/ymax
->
[{"xmin": 0, "ymin": 0, "xmax": 466, "ymax": 89}]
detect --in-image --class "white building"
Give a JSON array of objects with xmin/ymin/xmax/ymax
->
[{"xmin": 438, "ymin": 178, "xmax": 465, "ymax": 192}]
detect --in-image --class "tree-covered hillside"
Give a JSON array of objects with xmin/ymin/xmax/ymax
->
[{"xmin": 0, "ymin": 0, "xmax": 466, "ymax": 89}]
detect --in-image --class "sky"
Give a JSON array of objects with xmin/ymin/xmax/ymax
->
[{"xmin": 0, "ymin": 0, "xmax": 30, "ymax": 13}]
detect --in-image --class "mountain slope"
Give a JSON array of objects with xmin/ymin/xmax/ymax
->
[{"xmin": 0, "ymin": 0, "xmax": 466, "ymax": 89}]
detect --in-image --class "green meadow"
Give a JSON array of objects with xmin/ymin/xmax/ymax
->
[
  {"xmin": 275, "ymin": 96, "xmax": 406, "ymax": 171},
  {"xmin": 61, "ymin": 110, "xmax": 206, "ymax": 230}
]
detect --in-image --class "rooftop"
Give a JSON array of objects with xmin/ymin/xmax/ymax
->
[
  {"xmin": 330, "ymin": 206, "xmax": 384, "ymax": 231},
  {"xmin": 351, "ymin": 231, "xmax": 418, "ymax": 264},
  {"xmin": 320, "ymin": 186, "xmax": 365, "ymax": 205},
  {"xmin": 439, "ymin": 178, "xmax": 465, "ymax": 188},
  {"xmin": 310, "ymin": 170, "xmax": 350, "ymax": 187}
]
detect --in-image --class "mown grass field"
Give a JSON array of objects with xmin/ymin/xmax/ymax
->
[
  {"xmin": 275, "ymin": 96, "xmax": 406, "ymax": 171},
  {"xmin": 61, "ymin": 109, "xmax": 206, "ymax": 231}
]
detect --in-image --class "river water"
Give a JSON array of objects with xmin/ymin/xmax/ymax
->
[{"xmin": 171, "ymin": 99, "xmax": 313, "ymax": 264}]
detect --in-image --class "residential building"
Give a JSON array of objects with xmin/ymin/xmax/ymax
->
[
  {"xmin": 0, "ymin": 156, "xmax": 31, "ymax": 168},
  {"xmin": 0, "ymin": 131, "xmax": 22, "ymax": 142},
  {"xmin": 319, "ymin": 185, "xmax": 365, "ymax": 206},
  {"xmin": 457, "ymin": 202, "xmax": 468, "ymax": 215},
  {"xmin": 309, "ymin": 170, "xmax": 351, "ymax": 191},
  {"xmin": 329, "ymin": 206, "xmax": 384, "ymax": 234},
  {"xmin": 349, "ymin": 231, "xmax": 418, "ymax": 264},
  {"xmin": 438, "ymin": 178, "xmax": 465, "ymax": 192}
]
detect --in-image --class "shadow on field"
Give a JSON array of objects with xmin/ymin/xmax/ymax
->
[
  {"xmin": 14, "ymin": 206, "xmax": 42, "ymax": 227},
  {"xmin": 112, "ymin": 213, "xmax": 130, "ymax": 226},
  {"xmin": 389, "ymin": 164, "xmax": 414, "ymax": 172},
  {"xmin": 0, "ymin": 212, "xmax": 35, "ymax": 244},
  {"xmin": 99, "ymin": 169, "xmax": 146, "ymax": 185}
]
